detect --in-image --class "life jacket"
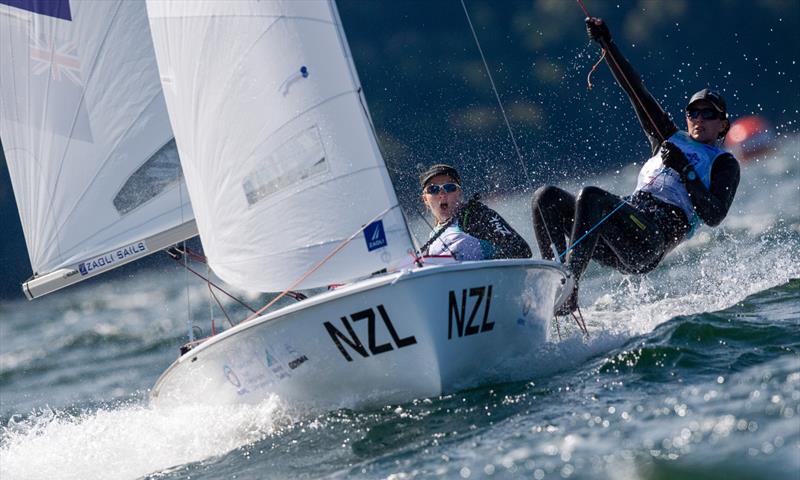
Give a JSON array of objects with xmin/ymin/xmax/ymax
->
[
  {"xmin": 634, "ymin": 130, "xmax": 727, "ymax": 235},
  {"xmin": 426, "ymin": 222, "xmax": 486, "ymax": 260}
]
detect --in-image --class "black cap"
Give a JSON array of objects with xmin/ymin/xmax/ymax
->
[
  {"xmin": 419, "ymin": 164, "xmax": 461, "ymax": 187},
  {"xmin": 686, "ymin": 88, "xmax": 727, "ymax": 114}
]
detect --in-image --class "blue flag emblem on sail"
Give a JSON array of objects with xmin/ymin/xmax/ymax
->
[
  {"xmin": 364, "ymin": 220, "xmax": 387, "ymax": 251},
  {"xmin": 4, "ymin": 12, "xmax": 94, "ymax": 142},
  {"xmin": 1, "ymin": 0, "xmax": 72, "ymax": 21}
]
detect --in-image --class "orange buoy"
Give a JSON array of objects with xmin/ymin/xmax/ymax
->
[{"xmin": 724, "ymin": 115, "xmax": 775, "ymax": 162}]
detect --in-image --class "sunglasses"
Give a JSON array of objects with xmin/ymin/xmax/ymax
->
[
  {"xmin": 686, "ymin": 108, "xmax": 724, "ymax": 120},
  {"xmin": 424, "ymin": 183, "xmax": 460, "ymax": 195}
]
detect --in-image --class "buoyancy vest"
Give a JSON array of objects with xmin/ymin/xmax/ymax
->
[
  {"xmin": 634, "ymin": 131, "xmax": 727, "ymax": 233},
  {"xmin": 426, "ymin": 222, "xmax": 487, "ymax": 260}
]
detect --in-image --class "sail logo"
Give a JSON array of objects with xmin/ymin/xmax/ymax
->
[
  {"xmin": 77, "ymin": 241, "xmax": 148, "ymax": 276},
  {"xmin": 448, "ymin": 285, "xmax": 494, "ymax": 339},
  {"xmin": 324, "ymin": 305, "xmax": 417, "ymax": 362},
  {"xmin": 364, "ymin": 220, "xmax": 387, "ymax": 251}
]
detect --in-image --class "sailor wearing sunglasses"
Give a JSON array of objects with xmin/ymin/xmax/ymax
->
[
  {"xmin": 419, "ymin": 164, "xmax": 531, "ymax": 261},
  {"xmin": 531, "ymin": 17, "xmax": 740, "ymax": 315}
]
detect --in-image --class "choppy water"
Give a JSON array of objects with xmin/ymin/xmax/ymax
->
[{"xmin": 1, "ymin": 138, "xmax": 798, "ymax": 480}]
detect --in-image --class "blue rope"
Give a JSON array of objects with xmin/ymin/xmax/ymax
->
[
  {"xmin": 558, "ymin": 199, "xmax": 628, "ymax": 260},
  {"xmin": 556, "ymin": 168, "xmax": 671, "ymax": 261}
]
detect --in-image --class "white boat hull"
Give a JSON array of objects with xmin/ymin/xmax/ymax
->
[{"xmin": 150, "ymin": 259, "xmax": 570, "ymax": 409}]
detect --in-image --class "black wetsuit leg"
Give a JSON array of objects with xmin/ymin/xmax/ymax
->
[
  {"xmin": 567, "ymin": 186, "xmax": 666, "ymax": 280},
  {"xmin": 532, "ymin": 185, "xmax": 667, "ymax": 314},
  {"xmin": 532, "ymin": 186, "xmax": 574, "ymax": 261}
]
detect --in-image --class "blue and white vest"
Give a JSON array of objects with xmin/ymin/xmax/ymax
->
[{"xmin": 634, "ymin": 131, "xmax": 727, "ymax": 233}]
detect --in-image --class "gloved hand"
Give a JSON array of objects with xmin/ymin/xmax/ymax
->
[
  {"xmin": 585, "ymin": 17, "xmax": 611, "ymax": 43},
  {"xmin": 661, "ymin": 142, "xmax": 689, "ymax": 173}
]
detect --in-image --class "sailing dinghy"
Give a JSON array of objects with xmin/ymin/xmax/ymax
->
[
  {"xmin": 1, "ymin": 0, "xmax": 571, "ymax": 410},
  {"xmin": 145, "ymin": 0, "xmax": 571, "ymax": 409}
]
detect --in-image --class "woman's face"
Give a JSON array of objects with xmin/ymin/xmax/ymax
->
[
  {"xmin": 686, "ymin": 100, "xmax": 729, "ymax": 144},
  {"xmin": 422, "ymin": 174, "xmax": 463, "ymax": 224}
]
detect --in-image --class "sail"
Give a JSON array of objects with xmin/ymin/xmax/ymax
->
[
  {"xmin": 146, "ymin": 0, "xmax": 413, "ymax": 292},
  {"xmin": 0, "ymin": 0, "xmax": 196, "ymax": 299}
]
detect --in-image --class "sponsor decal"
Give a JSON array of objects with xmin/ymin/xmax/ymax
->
[
  {"xmin": 78, "ymin": 241, "xmax": 147, "ymax": 276},
  {"xmin": 448, "ymin": 285, "xmax": 494, "ymax": 339},
  {"xmin": 223, "ymin": 365, "xmax": 241, "ymax": 388},
  {"xmin": 288, "ymin": 355, "xmax": 308, "ymax": 370},
  {"xmin": 264, "ymin": 347, "xmax": 289, "ymax": 379},
  {"xmin": 324, "ymin": 304, "xmax": 417, "ymax": 362},
  {"xmin": 284, "ymin": 343, "xmax": 300, "ymax": 357},
  {"xmin": 265, "ymin": 348, "xmax": 278, "ymax": 367},
  {"xmin": 363, "ymin": 220, "xmax": 387, "ymax": 251}
]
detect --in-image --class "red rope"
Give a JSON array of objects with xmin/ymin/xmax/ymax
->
[
  {"xmin": 586, "ymin": 48, "xmax": 606, "ymax": 90},
  {"xmin": 576, "ymin": 0, "xmax": 590, "ymax": 17},
  {"xmin": 243, "ymin": 206, "xmax": 396, "ymax": 323},
  {"xmin": 577, "ymin": 0, "xmax": 666, "ymax": 143}
]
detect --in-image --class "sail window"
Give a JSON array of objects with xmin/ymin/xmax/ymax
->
[
  {"xmin": 113, "ymin": 139, "xmax": 182, "ymax": 215},
  {"xmin": 243, "ymin": 126, "xmax": 328, "ymax": 206}
]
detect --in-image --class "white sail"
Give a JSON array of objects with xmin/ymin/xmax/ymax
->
[
  {"xmin": 146, "ymin": 0, "xmax": 413, "ymax": 292},
  {"xmin": 0, "ymin": 0, "xmax": 196, "ymax": 298}
]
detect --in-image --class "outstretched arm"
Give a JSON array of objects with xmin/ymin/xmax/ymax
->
[{"xmin": 586, "ymin": 17, "xmax": 678, "ymax": 154}]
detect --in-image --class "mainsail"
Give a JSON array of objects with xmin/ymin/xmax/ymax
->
[
  {"xmin": 0, "ymin": 0, "xmax": 196, "ymax": 299},
  {"xmin": 146, "ymin": 0, "xmax": 413, "ymax": 292}
]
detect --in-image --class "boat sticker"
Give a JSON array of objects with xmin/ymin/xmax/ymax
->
[
  {"xmin": 78, "ymin": 241, "xmax": 148, "ymax": 276},
  {"xmin": 265, "ymin": 348, "xmax": 278, "ymax": 367},
  {"xmin": 288, "ymin": 355, "xmax": 308, "ymax": 370},
  {"xmin": 263, "ymin": 346, "xmax": 290, "ymax": 380},
  {"xmin": 448, "ymin": 285, "xmax": 494, "ymax": 339},
  {"xmin": 324, "ymin": 304, "xmax": 416, "ymax": 362},
  {"xmin": 223, "ymin": 365, "xmax": 241, "ymax": 388},
  {"xmin": 283, "ymin": 343, "xmax": 300, "ymax": 357},
  {"xmin": 364, "ymin": 220, "xmax": 387, "ymax": 251}
]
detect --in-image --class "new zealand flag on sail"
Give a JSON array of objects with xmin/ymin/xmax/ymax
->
[{"xmin": 2, "ymin": 0, "xmax": 93, "ymax": 142}]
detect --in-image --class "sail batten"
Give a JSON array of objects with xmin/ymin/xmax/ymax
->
[
  {"xmin": 0, "ymin": 0, "xmax": 196, "ymax": 297},
  {"xmin": 147, "ymin": 0, "xmax": 413, "ymax": 292}
]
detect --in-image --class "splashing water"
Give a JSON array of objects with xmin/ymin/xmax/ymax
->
[{"xmin": 1, "ymin": 399, "xmax": 291, "ymax": 480}]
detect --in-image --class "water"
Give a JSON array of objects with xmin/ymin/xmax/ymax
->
[{"xmin": 1, "ymin": 139, "xmax": 798, "ymax": 479}]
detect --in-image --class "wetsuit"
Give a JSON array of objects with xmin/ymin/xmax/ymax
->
[
  {"xmin": 531, "ymin": 35, "xmax": 740, "ymax": 310},
  {"xmin": 425, "ymin": 196, "xmax": 532, "ymax": 260}
]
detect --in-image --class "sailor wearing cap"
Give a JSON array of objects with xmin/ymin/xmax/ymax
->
[
  {"xmin": 531, "ymin": 17, "xmax": 740, "ymax": 315},
  {"xmin": 419, "ymin": 164, "xmax": 531, "ymax": 261}
]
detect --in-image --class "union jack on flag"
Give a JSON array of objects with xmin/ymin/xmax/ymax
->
[
  {"xmin": 30, "ymin": 36, "xmax": 82, "ymax": 85},
  {"xmin": 23, "ymin": 29, "xmax": 93, "ymax": 142}
]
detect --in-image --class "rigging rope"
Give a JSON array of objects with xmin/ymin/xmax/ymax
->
[
  {"xmin": 460, "ymin": 0, "xmax": 533, "ymax": 189},
  {"xmin": 244, "ymin": 205, "xmax": 398, "ymax": 323}
]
